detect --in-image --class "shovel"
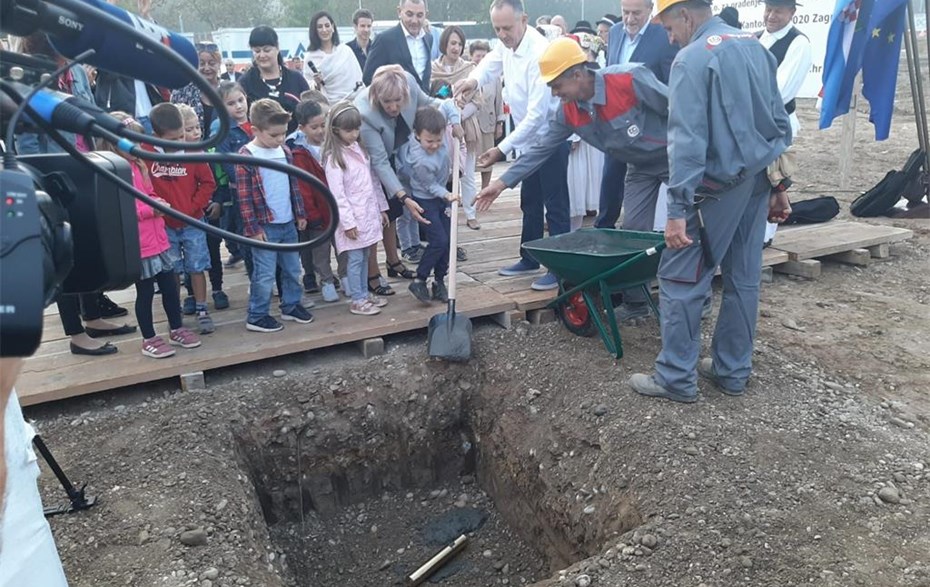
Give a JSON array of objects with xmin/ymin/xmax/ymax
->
[{"xmin": 427, "ymin": 139, "xmax": 472, "ymax": 361}]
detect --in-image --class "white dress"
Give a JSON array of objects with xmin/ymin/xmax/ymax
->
[
  {"xmin": 303, "ymin": 44, "xmax": 364, "ymax": 103},
  {"xmin": 566, "ymin": 136, "xmax": 604, "ymax": 218}
]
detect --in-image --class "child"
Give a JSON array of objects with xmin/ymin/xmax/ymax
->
[
  {"xmin": 322, "ymin": 101, "xmax": 389, "ymax": 316},
  {"xmin": 178, "ymin": 103, "xmax": 228, "ymax": 311},
  {"xmin": 396, "ymin": 106, "xmax": 460, "ymax": 304},
  {"xmin": 146, "ymin": 103, "xmax": 217, "ymax": 335},
  {"xmin": 236, "ymin": 98, "xmax": 314, "ymax": 332},
  {"xmin": 98, "ymin": 113, "xmax": 201, "ymax": 358},
  {"xmin": 212, "ymin": 81, "xmax": 253, "ymax": 271},
  {"xmin": 287, "ymin": 99, "xmax": 340, "ymax": 302}
]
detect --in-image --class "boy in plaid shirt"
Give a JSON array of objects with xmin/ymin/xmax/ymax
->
[{"xmin": 236, "ymin": 99, "xmax": 313, "ymax": 332}]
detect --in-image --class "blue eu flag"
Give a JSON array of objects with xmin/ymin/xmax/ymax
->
[
  {"xmin": 861, "ymin": 0, "xmax": 908, "ymax": 140},
  {"xmin": 820, "ymin": 0, "xmax": 874, "ymax": 131}
]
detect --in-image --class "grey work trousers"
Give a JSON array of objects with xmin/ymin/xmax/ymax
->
[
  {"xmin": 653, "ymin": 172, "xmax": 769, "ymax": 397},
  {"xmin": 621, "ymin": 163, "xmax": 666, "ymax": 303}
]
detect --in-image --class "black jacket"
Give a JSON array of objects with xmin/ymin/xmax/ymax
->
[
  {"xmin": 93, "ymin": 71, "xmax": 165, "ymax": 114},
  {"xmin": 238, "ymin": 65, "xmax": 310, "ymax": 133},
  {"xmin": 362, "ymin": 24, "xmax": 432, "ymax": 93}
]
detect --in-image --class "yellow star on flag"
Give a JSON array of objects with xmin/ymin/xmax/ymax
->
[
  {"xmin": 888, "ymin": 32, "xmax": 896, "ymax": 43},
  {"xmin": 872, "ymin": 27, "xmax": 881, "ymax": 38}
]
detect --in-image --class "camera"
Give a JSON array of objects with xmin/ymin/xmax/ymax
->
[{"xmin": 1, "ymin": 59, "xmax": 140, "ymax": 358}]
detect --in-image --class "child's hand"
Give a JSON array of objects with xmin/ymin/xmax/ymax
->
[
  {"xmin": 206, "ymin": 202, "xmax": 222, "ymax": 220},
  {"xmin": 345, "ymin": 227, "xmax": 359, "ymax": 240},
  {"xmin": 445, "ymin": 193, "xmax": 461, "ymax": 203},
  {"xmin": 152, "ymin": 198, "xmax": 169, "ymax": 217},
  {"xmin": 297, "ymin": 218, "xmax": 308, "ymax": 231},
  {"xmin": 251, "ymin": 231, "xmax": 266, "ymax": 242},
  {"xmin": 380, "ymin": 212, "xmax": 389, "ymax": 227}
]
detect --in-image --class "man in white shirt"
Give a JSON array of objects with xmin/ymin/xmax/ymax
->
[
  {"xmin": 362, "ymin": 0, "xmax": 434, "ymax": 93},
  {"xmin": 453, "ymin": 0, "xmax": 570, "ymax": 291},
  {"xmin": 757, "ymin": 0, "xmax": 812, "ymax": 244}
]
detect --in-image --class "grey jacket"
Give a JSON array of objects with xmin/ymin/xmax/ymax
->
[
  {"xmin": 354, "ymin": 72, "xmax": 460, "ymax": 198},
  {"xmin": 500, "ymin": 64, "xmax": 670, "ymax": 188},
  {"xmin": 396, "ymin": 140, "xmax": 450, "ymax": 201},
  {"xmin": 666, "ymin": 17, "xmax": 791, "ymax": 218}
]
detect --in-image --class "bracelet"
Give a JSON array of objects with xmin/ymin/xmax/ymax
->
[{"xmin": 398, "ymin": 194, "xmax": 409, "ymax": 204}]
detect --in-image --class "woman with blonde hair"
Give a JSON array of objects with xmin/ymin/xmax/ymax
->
[{"xmin": 353, "ymin": 65, "xmax": 463, "ymax": 295}]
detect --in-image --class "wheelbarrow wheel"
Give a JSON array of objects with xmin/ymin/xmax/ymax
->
[{"xmin": 558, "ymin": 289, "xmax": 597, "ymax": 337}]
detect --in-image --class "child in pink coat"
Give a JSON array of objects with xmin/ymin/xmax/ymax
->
[
  {"xmin": 98, "ymin": 112, "xmax": 201, "ymax": 358},
  {"xmin": 322, "ymin": 102, "xmax": 389, "ymax": 316}
]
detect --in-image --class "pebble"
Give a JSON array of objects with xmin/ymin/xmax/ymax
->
[
  {"xmin": 889, "ymin": 417, "xmax": 915, "ymax": 429},
  {"xmin": 202, "ymin": 568, "xmax": 219, "ymax": 580},
  {"xmin": 379, "ymin": 560, "xmax": 392, "ymax": 571},
  {"xmin": 593, "ymin": 404, "xmax": 608, "ymax": 417},
  {"xmin": 583, "ymin": 505, "xmax": 596, "ymax": 515},
  {"xmin": 877, "ymin": 486, "xmax": 901, "ymax": 504},
  {"xmin": 574, "ymin": 574, "xmax": 592, "ymax": 587},
  {"xmin": 781, "ymin": 317, "xmax": 806, "ymax": 331},
  {"xmin": 483, "ymin": 550, "xmax": 494, "ymax": 559},
  {"xmin": 683, "ymin": 446, "xmax": 699, "ymax": 456},
  {"xmin": 137, "ymin": 530, "xmax": 149, "ymax": 545},
  {"xmin": 739, "ymin": 556, "xmax": 754, "ymax": 569},
  {"xmin": 272, "ymin": 370, "xmax": 286, "ymax": 378},
  {"xmin": 179, "ymin": 528, "xmax": 208, "ymax": 547},
  {"xmin": 641, "ymin": 534, "xmax": 658, "ymax": 548}
]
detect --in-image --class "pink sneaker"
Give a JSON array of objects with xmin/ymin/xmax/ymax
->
[
  {"xmin": 169, "ymin": 327, "xmax": 201, "ymax": 349},
  {"xmin": 349, "ymin": 300, "xmax": 381, "ymax": 316},
  {"xmin": 141, "ymin": 336, "xmax": 175, "ymax": 359},
  {"xmin": 367, "ymin": 294, "xmax": 388, "ymax": 308}
]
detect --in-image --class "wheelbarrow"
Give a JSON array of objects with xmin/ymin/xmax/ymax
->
[{"xmin": 522, "ymin": 229, "xmax": 666, "ymax": 359}]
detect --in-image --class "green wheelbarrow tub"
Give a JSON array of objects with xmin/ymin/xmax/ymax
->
[{"xmin": 521, "ymin": 229, "xmax": 666, "ymax": 288}]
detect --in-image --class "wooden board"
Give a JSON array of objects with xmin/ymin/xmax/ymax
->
[
  {"xmin": 771, "ymin": 221, "xmax": 913, "ymax": 261},
  {"xmin": 18, "ymin": 281, "xmax": 514, "ymax": 406}
]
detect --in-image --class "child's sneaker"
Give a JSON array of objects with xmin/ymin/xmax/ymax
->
[
  {"xmin": 321, "ymin": 282, "xmax": 339, "ymax": 303},
  {"xmin": 431, "ymin": 281, "xmax": 449, "ymax": 303},
  {"xmin": 182, "ymin": 296, "xmax": 196, "ymax": 315},
  {"xmin": 197, "ymin": 310, "xmax": 216, "ymax": 334},
  {"xmin": 141, "ymin": 336, "xmax": 175, "ymax": 359},
  {"xmin": 282, "ymin": 304, "xmax": 314, "ymax": 324},
  {"xmin": 169, "ymin": 327, "xmax": 201, "ymax": 348},
  {"xmin": 368, "ymin": 294, "xmax": 388, "ymax": 308},
  {"xmin": 303, "ymin": 274, "xmax": 320, "ymax": 294},
  {"xmin": 408, "ymin": 280, "xmax": 431, "ymax": 304},
  {"xmin": 349, "ymin": 300, "xmax": 381, "ymax": 316},
  {"xmin": 246, "ymin": 315, "xmax": 284, "ymax": 332},
  {"xmin": 212, "ymin": 290, "xmax": 230, "ymax": 310}
]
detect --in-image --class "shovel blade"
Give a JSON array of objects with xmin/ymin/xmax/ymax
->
[{"xmin": 427, "ymin": 311, "xmax": 473, "ymax": 362}]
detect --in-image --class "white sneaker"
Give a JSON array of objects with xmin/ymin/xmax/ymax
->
[{"xmin": 321, "ymin": 282, "xmax": 339, "ymax": 303}]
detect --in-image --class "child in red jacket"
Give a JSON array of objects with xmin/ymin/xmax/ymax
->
[
  {"xmin": 146, "ymin": 103, "xmax": 218, "ymax": 334},
  {"xmin": 286, "ymin": 99, "xmax": 340, "ymax": 302}
]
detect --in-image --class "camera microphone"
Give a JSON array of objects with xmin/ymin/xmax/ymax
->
[
  {"xmin": 27, "ymin": 87, "xmax": 125, "ymax": 134},
  {"xmin": 0, "ymin": 0, "xmax": 198, "ymax": 89}
]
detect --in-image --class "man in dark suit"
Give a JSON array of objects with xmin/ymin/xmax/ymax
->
[
  {"xmin": 597, "ymin": 0, "xmax": 678, "ymax": 228},
  {"xmin": 220, "ymin": 59, "xmax": 241, "ymax": 82},
  {"xmin": 362, "ymin": 0, "xmax": 433, "ymax": 93}
]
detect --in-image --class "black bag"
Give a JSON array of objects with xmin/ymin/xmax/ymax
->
[
  {"xmin": 784, "ymin": 196, "xmax": 840, "ymax": 225},
  {"xmin": 851, "ymin": 149, "xmax": 925, "ymax": 217}
]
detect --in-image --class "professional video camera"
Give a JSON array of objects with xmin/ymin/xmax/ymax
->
[{"xmin": 0, "ymin": 0, "xmax": 337, "ymax": 359}]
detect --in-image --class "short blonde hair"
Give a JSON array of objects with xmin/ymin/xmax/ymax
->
[
  {"xmin": 176, "ymin": 103, "xmax": 198, "ymax": 122},
  {"xmin": 250, "ymin": 98, "xmax": 291, "ymax": 130},
  {"xmin": 368, "ymin": 65, "xmax": 410, "ymax": 111}
]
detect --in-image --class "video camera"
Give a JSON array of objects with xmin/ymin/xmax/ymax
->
[{"xmin": 1, "ymin": 0, "xmax": 338, "ymax": 359}]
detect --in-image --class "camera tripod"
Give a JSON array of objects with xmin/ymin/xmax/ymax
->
[{"xmin": 32, "ymin": 434, "xmax": 98, "ymax": 517}]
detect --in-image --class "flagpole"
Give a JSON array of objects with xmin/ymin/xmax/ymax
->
[
  {"xmin": 838, "ymin": 76, "xmax": 860, "ymax": 191},
  {"xmin": 905, "ymin": 0, "xmax": 930, "ymax": 178}
]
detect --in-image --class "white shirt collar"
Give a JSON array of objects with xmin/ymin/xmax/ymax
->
[
  {"xmin": 512, "ymin": 26, "xmax": 542, "ymax": 57},
  {"xmin": 401, "ymin": 23, "xmax": 425, "ymax": 41},
  {"xmin": 762, "ymin": 23, "xmax": 793, "ymax": 41}
]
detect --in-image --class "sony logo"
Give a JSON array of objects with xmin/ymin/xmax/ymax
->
[{"xmin": 57, "ymin": 15, "xmax": 84, "ymax": 32}]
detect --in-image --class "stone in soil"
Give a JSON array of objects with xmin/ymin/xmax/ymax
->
[{"xmin": 179, "ymin": 528, "xmax": 207, "ymax": 546}]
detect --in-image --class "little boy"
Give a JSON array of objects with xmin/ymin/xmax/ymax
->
[
  {"xmin": 396, "ymin": 106, "xmax": 460, "ymax": 304},
  {"xmin": 286, "ymin": 99, "xmax": 340, "ymax": 302},
  {"xmin": 236, "ymin": 98, "xmax": 314, "ymax": 332},
  {"xmin": 146, "ymin": 103, "xmax": 217, "ymax": 334},
  {"xmin": 178, "ymin": 104, "xmax": 228, "ymax": 311}
]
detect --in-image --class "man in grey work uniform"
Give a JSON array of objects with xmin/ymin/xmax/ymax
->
[
  {"xmin": 475, "ymin": 37, "xmax": 670, "ymax": 319},
  {"xmin": 629, "ymin": 0, "xmax": 792, "ymax": 403}
]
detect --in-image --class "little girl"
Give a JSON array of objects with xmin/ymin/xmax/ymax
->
[
  {"xmin": 212, "ymin": 81, "xmax": 253, "ymax": 272},
  {"xmin": 99, "ymin": 113, "xmax": 202, "ymax": 358},
  {"xmin": 322, "ymin": 101, "xmax": 389, "ymax": 316}
]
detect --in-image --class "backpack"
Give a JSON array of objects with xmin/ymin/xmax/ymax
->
[
  {"xmin": 784, "ymin": 196, "xmax": 840, "ymax": 225},
  {"xmin": 851, "ymin": 149, "xmax": 925, "ymax": 217}
]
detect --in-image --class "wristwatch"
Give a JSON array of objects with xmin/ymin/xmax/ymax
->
[{"xmin": 397, "ymin": 192, "xmax": 409, "ymax": 204}]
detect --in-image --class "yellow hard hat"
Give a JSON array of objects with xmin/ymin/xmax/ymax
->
[
  {"xmin": 657, "ymin": 0, "xmax": 711, "ymax": 13},
  {"xmin": 538, "ymin": 38, "xmax": 587, "ymax": 84}
]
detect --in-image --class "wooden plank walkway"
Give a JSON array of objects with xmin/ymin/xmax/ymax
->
[{"xmin": 17, "ymin": 166, "xmax": 915, "ymax": 405}]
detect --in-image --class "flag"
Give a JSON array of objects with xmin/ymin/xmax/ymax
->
[
  {"xmin": 819, "ymin": 0, "xmax": 875, "ymax": 131},
  {"xmin": 861, "ymin": 0, "xmax": 908, "ymax": 140}
]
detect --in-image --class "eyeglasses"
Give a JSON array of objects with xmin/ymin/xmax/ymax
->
[{"xmin": 195, "ymin": 42, "xmax": 219, "ymax": 52}]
